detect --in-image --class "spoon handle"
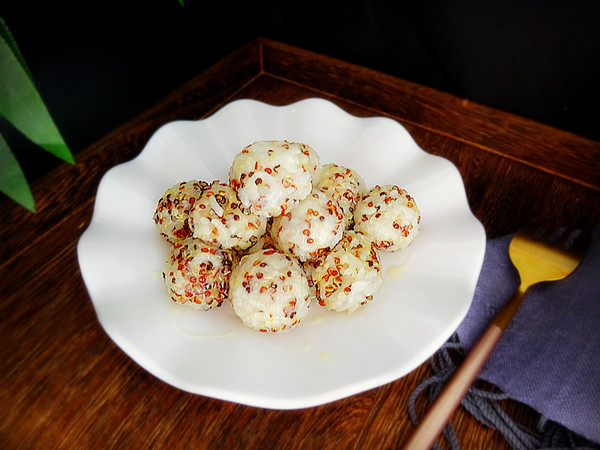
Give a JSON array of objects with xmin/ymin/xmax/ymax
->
[{"xmin": 402, "ymin": 288, "xmax": 526, "ymax": 449}]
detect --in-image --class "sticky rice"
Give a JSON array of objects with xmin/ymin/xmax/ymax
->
[
  {"xmin": 314, "ymin": 163, "xmax": 367, "ymax": 227},
  {"xmin": 190, "ymin": 181, "xmax": 267, "ymax": 251},
  {"xmin": 354, "ymin": 184, "xmax": 421, "ymax": 251},
  {"xmin": 229, "ymin": 140, "xmax": 321, "ymax": 217},
  {"xmin": 154, "ymin": 139, "xmax": 424, "ymax": 333},
  {"xmin": 270, "ymin": 189, "xmax": 346, "ymax": 262},
  {"xmin": 308, "ymin": 231, "xmax": 382, "ymax": 313},
  {"xmin": 229, "ymin": 248, "xmax": 311, "ymax": 333},
  {"xmin": 153, "ymin": 180, "xmax": 209, "ymax": 243},
  {"xmin": 162, "ymin": 238, "xmax": 233, "ymax": 310}
]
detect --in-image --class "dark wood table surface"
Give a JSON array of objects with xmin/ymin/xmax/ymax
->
[{"xmin": 2, "ymin": 38, "xmax": 599, "ymax": 449}]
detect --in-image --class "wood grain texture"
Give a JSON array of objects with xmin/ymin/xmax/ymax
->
[
  {"xmin": 260, "ymin": 40, "xmax": 600, "ymax": 192},
  {"xmin": 2, "ymin": 38, "xmax": 599, "ymax": 449}
]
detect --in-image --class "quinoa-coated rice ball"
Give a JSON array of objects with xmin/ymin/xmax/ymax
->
[
  {"xmin": 229, "ymin": 140, "xmax": 321, "ymax": 217},
  {"xmin": 314, "ymin": 163, "xmax": 367, "ymax": 227},
  {"xmin": 270, "ymin": 189, "xmax": 346, "ymax": 262},
  {"xmin": 162, "ymin": 238, "xmax": 233, "ymax": 310},
  {"xmin": 229, "ymin": 248, "xmax": 311, "ymax": 333},
  {"xmin": 190, "ymin": 181, "xmax": 267, "ymax": 251},
  {"xmin": 353, "ymin": 185, "xmax": 421, "ymax": 251},
  {"xmin": 308, "ymin": 231, "xmax": 382, "ymax": 313},
  {"xmin": 154, "ymin": 180, "xmax": 210, "ymax": 243}
]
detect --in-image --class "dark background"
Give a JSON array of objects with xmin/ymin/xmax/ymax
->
[{"xmin": 3, "ymin": 0, "xmax": 599, "ymax": 184}]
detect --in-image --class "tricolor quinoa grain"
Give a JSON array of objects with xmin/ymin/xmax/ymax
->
[{"xmin": 154, "ymin": 140, "xmax": 420, "ymax": 333}]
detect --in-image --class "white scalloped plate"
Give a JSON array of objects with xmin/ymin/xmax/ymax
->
[{"xmin": 77, "ymin": 98, "xmax": 485, "ymax": 409}]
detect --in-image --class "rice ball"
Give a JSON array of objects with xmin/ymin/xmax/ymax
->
[
  {"xmin": 162, "ymin": 238, "xmax": 233, "ymax": 310},
  {"xmin": 354, "ymin": 185, "xmax": 421, "ymax": 251},
  {"xmin": 314, "ymin": 163, "xmax": 366, "ymax": 227},
  {"xmin": 308, "ymin": 231, "xmax": 382, "ymax": 313},
  {"xmin": 229, "ymin": 140, "xmax": 321, "ymax": 217},
  {"xmin": 229, "ymin": 249, "xmax": 311, "ymax": 333},
  {"xmin": 154, "ymin": 180, "xmax": 210, "ymax": 243},
  {"xmin": 270, "ymin": 189, "xmax": 346, "ymax": 262},
  {"xmin": 190, "ymin": 181, "xmax": 267, "ymax": 251}
]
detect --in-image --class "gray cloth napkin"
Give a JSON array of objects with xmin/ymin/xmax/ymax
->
[{"xmin": 456, "ymin": 225, "xmax": 600, "ymax": 445}]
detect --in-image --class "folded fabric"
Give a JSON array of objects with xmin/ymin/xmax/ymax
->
[{"xmin": 456, "ymin": 225, "xmax": 600, "ymax": 445}]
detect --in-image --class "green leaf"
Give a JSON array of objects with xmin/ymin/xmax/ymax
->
[
  {"xmin": 0, "ymin": 18, "xmax": 32, "ymax": 80},
  {"xmin": 0, "ymin": 20, "xmax": 74, "ymax": 165},
  {"xmin": 0, "ymin": 133, "xmax": 36, "ymax": 212}
]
